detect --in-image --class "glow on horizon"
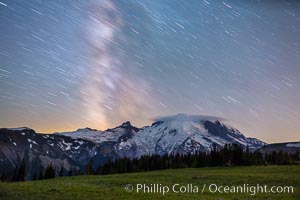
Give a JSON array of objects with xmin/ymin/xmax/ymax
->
[{"xmin": 1, "ymin": 112, "xmax": 299, "ymax": 144}]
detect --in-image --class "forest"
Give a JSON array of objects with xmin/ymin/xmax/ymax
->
[{"xmin": 1, "ymin": 144, "xmax": 299, "ymax": 182}]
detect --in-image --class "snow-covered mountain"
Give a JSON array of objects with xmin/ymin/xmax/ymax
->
[
  {"xmin": 120, "ymin": 114, "xmax": 265, "ymax": 156},
  {"xmin": 56, "ymin": 121, "xmax": 139, "ymax": 144},
  {"xmin": 0, "ymin": 114, "xmax": 266, "ymax": 180},
  {"xmin": 58, "ymin": 114, "xmax": 266, "ymax": 157}
]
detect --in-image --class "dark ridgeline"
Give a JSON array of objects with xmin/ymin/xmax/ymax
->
[{"xmin": 1, "ymin": 143, "xmax": 299, "ymax": 182}]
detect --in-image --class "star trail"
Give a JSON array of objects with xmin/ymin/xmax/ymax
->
[{"xmin": 0, "ymin": 0, "xmax": 299, "ymax": 143}]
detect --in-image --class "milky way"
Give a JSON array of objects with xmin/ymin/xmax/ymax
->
[
  {"xmin": 0, "ymin": 0, "xmax": 299, "ymax": 142},
  {"xmin": 82, "ymin": 1, "xmax": 155, "ymax": 128}
]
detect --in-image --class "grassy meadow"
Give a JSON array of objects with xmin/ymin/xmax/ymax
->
[{"xmin": 0, "ymin": 165, "xmax": 299, "ymax": 200}]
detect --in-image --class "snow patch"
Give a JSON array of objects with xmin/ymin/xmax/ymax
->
[
  {"xmin": 62, "ymin": 140, "xmax": 72, "ymax": 150},
  {"xmin": 75, "ymin": 140, "xmax": 84, "ymax": 145},
  {"xmin": 286, "ymin": 143, "xmax": 300, "ymax": 148},
  {"xmin": 9, "ymin": 127, "xmax": 30, "ymax": 131},
  {"xmin": 74, "ymin": 146, "xmax": 80, "ymax": 150},
  {"xmin": 27, "ymin": 139, "xmax": 38, "ymax": 145}
]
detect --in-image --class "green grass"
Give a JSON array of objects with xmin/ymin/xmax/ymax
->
[{"xmin": 0, "ymin": 165, "xmax": 299, "ymax": 200}]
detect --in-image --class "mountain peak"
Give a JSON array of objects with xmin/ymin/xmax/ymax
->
[
  {"xmin": 120, "ymin": 121, "xmax": 132, "ymax": 127},
  {"xmin": 118, "ymin": 121, "xmax": 140, "ymax": 132},
  {"xmin": 76, "ymin": 127, "xmax": 97, "ymax": 132}
]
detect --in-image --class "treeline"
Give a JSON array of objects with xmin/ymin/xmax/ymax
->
[
  {"xmin": 95, "ymin": 144, "xmax": 300, "ymax": 175},
  {"xmin": 1, "ymin": 144, "xmax": 299, "ymax": 182},
  {"xmin": 0, "ymin": 161, "xmax": 79, "ymax": 182}
]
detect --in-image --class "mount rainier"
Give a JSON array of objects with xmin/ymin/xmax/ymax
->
[
  {"xmin": 0, "ymin": 114, "xmax": 265, "ymax": 179},
  {"xmin": 58, "ymin": 114, "xmax": 265, "ymax": 155}
]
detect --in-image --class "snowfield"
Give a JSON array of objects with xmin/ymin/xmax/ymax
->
[{"xmin": 57, "ymin": 114, "xmax": 266, "ymax": 156}]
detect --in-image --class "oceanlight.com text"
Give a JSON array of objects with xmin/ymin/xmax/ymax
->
[{"xmin": 124, "ymin": 183, "xmax": 294, "ymax": 196}]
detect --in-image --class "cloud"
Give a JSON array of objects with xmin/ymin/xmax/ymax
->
[{"xmin": 153, "ymin": 113, "xmax": 225, "ymax": 122}]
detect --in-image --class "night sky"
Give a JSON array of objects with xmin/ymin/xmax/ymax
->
[{"xmin": 0, "ymin": 0, "xmax": 300, "ymax": 143}]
